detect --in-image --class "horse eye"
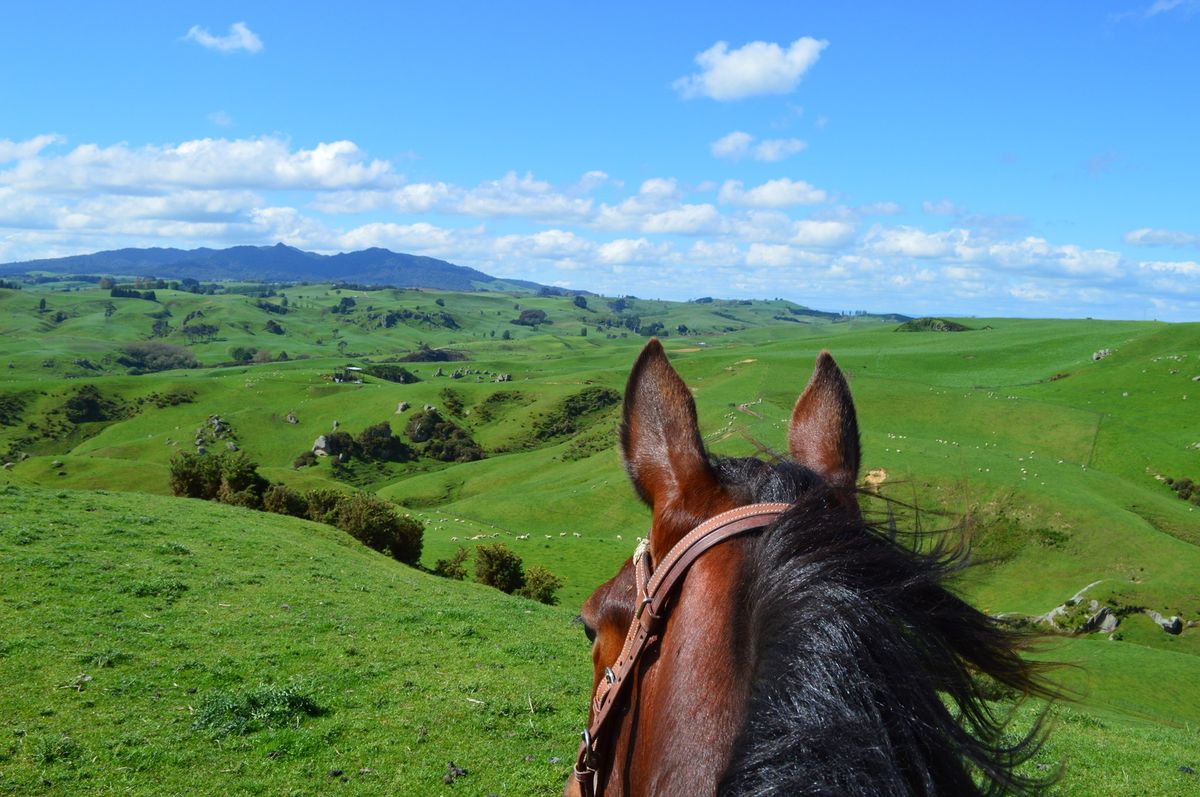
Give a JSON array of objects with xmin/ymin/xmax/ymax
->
[{"xmin": 575, "ymin": 615, "xmax": 597, "ymax": 643}]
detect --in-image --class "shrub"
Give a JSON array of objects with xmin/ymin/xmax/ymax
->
[
  {"xmin": 573, "ymin": 295, "xmax": 588, "ymax": 309},
  {"xmin": 405, "ymin": 409, "xmax": 483, "ymax": 461},
  {"xmin": 474, "ymin": 543, "xmax": 525, "ymax": 594},
  {"xmin": 323, "ymin": 431, "xmax": 358, "ymax": 458},
  {"xmin": 434, "ymin": 546, "xmax": 470, "ymax": 580},
  {"xmin": 293, "ymin": 450, "xmax": 318, "ymax": 468},
  {"xmin": 169, "ymin": 451, "xmax": 223, "ymax": 499},
  {"xmin": 365, "ymin": 364, "xmax": 420, "ymax": 384},
  {"xmin": 118, "ymin": 341, "xmax": 198, "ymax": 374},
  {"xmin": 262, "ymin": 484, "xmax": 308, "ymax": 518},
  {"xmin": 230, "ymin": 346, "xmax": 257, "ymax": 362},
  {"xmin": 516, "ymin": 565, "xmax": 564, "ymax": 605},
  {"xmin": 356, "ymin": 421, "xmax": 411, "ymax": 462},
  {"xmin": 303, "ymin": 489, "xmax": 345, "ymax": 523},
  {"xmin": 405, "ymin": 409, "xmax": 441, "ymax": 443},
  {"xmin": 331, "ymin": 493, "xmax": 424, "ymax": 565},
  {"xmin": 219, "ymin": 452, "xmax": 268, "ymax": 500}
]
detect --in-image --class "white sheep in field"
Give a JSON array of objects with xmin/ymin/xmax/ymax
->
[
  {"xmin": 573, "ymin": 532, "xmax": 581, "ymax": 538},
  {"xmin": 516, "ymin": 534, "xmax": 529, "ymax": 540},
  {"xmin": 559, "ymin": 532, "xmax": 566, "ymax": 537},
  {"xmin": 545, "ymin": 535, "xmax": 553, "ymax": 539},
  {"xmin": 451, "ymin": 536, "xmax": 459, "ymax": 541}
]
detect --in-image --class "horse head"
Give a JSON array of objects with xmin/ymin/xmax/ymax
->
[{"xmin": 569, "ymin": 340, "xmax": 1051, "ymax": 796}]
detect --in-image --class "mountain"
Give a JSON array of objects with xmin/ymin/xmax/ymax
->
[{"xmin": 0, "ymin": 243, "xmax": 561, "ymax": 293}]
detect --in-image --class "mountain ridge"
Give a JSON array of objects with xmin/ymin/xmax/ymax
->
[{"xmin": 0, "ymin": 242, "xmax": 561, "ymax": 294}]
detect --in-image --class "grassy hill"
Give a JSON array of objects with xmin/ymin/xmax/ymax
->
[{"xmin": 2, "ymin": 279, "xmax": 1199, "ymax": 793}]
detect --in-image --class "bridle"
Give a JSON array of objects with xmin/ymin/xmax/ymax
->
[{"xmin": 572, "ymin": 502, "xmax": 792, "ymax": 797}]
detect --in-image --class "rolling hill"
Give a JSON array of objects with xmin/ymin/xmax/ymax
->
[{"xmin": 2, "ymin": 277, "xmax": 1199, "ymax": 794}]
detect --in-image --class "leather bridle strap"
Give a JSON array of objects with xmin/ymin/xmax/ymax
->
[{"xmin": 573, "ymin": 502, "xmax": 792, "ymax": 796}]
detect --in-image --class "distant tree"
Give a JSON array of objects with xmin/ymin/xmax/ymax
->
[
  {"xmin": 97, "ymin": 277, "xmax": 115, "ymax": 290},
  {"xmin": 182, "ymin": 323, "xmax": 219, "ymax": 343},
  {"xmin": 37, "ymin": 298, "xmax": 46, "ymax": 312},
  {"xmin": 104, "ymin": 302, "xmax": 116, "ymax": 319},
  {"xmin": 513, "ymin": 308, "xmax": 548, "ymax": 326},
  {"xmin": 118, "ymin": 342, "xmax": 198, "ymax": 374},
  {"xmin": 252, "ymin": 349, "xmax": 274, "ymax": 364},
  {"xmin": 264, "ymin": 319, "xmax": 285, "ymax": 335},
  {"xmin": 230, "ymin": 346, "xmax": 258, "ymax": 363},
  {"xmin": 435, "ymin": 297, "xmax": 445, "ymax": 307},
  {"xmin": 355, "ymin": 421, "xmax": 411, "ymax": 462},
  {"xmin": 573, "ymin": 295, "xmax": 587, "ymax": 309},
  {"xmin": 501, "ymin": 329, "xmax": 512, "ymax": 340}
]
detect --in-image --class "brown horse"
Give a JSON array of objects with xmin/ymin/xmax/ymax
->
[{"xmin": 568, "ymin": 340, "xmax": 1053, "ymax": 796}]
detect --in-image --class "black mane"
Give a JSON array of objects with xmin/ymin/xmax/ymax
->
[{"xmin": 713, "ymin": 458, "xmax": 1053, "ymax": 796}]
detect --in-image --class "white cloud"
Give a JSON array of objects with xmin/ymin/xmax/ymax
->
[
  {"xmin": 791, "ymin": 219, "xmax": 855, "ymax": 247},
  {"xmin": 710, "ymin": 131, "xmax": 806, "ymax": 162},
  {"xmin": 1146, "ymin": 0, "xmax": 1200, "ymax": 16},
  {"xmin": 576, "ymin": 170, "xmax": 615, "ymax": 193},
  {"xmin": 753, "ymin": 138, "xmax": 807, "ymax": 162},
  {"xmin": 1125, "ymin": 227, "xmax": 1200, "ymax": 247},
  {"xmin": 1139, "ymin": 259, "xmax": 1200, "ymax": 276},
  {"xmin": 866, "ymin": 226, "xmax": 962, "ymax": 258},
  {"xmin": 718, "ymin": 178, "xmax": 826, "ymax": 208},
  {"xmin": 745, "ymin": 243, "xmax": 828, "ymax": 267},
  {"xmin": 674, "ymin": 37, "xmax": 828, "ymax": 100},
  {"xmin": 1, "ymin": 136, "xmax": 394, "ymax": 192},
  {"xmin": 208, "ymin": 110, "xmax": 234, "ymax": 127},
  {"xmin": 455, "ymin": 171, "xmax": 592, "ymax": 220},
  {"xmin": 0, "ymin": 134, "xmax": 65, "ymax": 163},
  {"xmin": 922, "ymin": 199, "xmax": 960, "ymax": 215},
  {"xmin": 597, "ymin": 238, "xmax": 670, "ymax": 265},
  {"xmin": 711, "ymin": 131, "xmax": 753, "ymax": 160},
  {"xmin": 185, "ymin": 22, "xmax": 264, "ymax": 54}
]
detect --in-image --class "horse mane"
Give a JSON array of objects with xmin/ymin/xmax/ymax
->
[{"xmin": 714, "ymin": 459, "xmax": 1056, "ymax": 796}]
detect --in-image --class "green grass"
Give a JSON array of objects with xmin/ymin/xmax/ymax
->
[{"xmin": 2, "ymin": 281, "xmax": 1200, "ymax": 793}]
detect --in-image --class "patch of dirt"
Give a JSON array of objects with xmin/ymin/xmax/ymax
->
[{"xmin": 863, "ymin": 468, "xmax": 888, "ymax": 489}]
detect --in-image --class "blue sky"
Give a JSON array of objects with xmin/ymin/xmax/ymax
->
[{"xmin": 2, "ymin": 2, "xmax": 1198, "ymax": 320}]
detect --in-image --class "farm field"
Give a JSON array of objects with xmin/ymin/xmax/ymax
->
[{"xmin": 1, "ymin": 280, "xmax": 1199, "ymax": 794}]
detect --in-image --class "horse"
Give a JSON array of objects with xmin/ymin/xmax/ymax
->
[{"xmin": 568, "ymin": 340, "xmax": 1054, "ymax": 796}]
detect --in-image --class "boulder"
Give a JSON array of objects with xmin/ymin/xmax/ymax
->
[
  {"xmin": 196, "ymin": 446, "xmax": 206, "ymax": 455},
  {"xmin": 2, "ymin": 462, "xmax": 12, "ymax": 470},
  {"xmin": 1146, "ymin": 610, "xmax": 1183, "ymax": 635},
  {"xmin": 286, "ymin": 413, "xmax": 299, "ymax": 424},
  {"xmin": 226, "ymin": 441, "xmax": 238, "ymax": 452},
  {"xmin": 51, "ymin": 460, "xmax": 63, "ymax": 468},
  {"xmin": 397, "ymin": 401, "xmax": 410, "ymax": 413},
  {"xmin": 313, "ymin": 435, "xmax": 329, "ymax": 455}
]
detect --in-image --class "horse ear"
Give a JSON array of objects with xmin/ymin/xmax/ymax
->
[
  {"xmin": 621, "ymin": 340, "xmax": 729, "ymax": 550},
  {"xmin": 788, "ymin": 351, "xmax": 861, "ymax": 491}
]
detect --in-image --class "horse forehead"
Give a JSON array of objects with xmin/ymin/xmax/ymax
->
[{"xmin": 715, "ymin": 456, "xmax": 817, "ymax": 500}]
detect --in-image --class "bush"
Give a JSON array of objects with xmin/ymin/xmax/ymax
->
[
  {"xmin": 293, "ymin": 450, "xmax": 318, "ymax": 468},
  {"xmin": 331, "ymin": 493, "xmax": 424, "ymax": 565},
  {"xmin": 405, "ymin": 409, "xmax": 441, "ymax": 443},
  {"xmin": 169, "ymin": 451, "xmax": 223, "ymax": 499},
  {"xmin": 303, "ymin": 489, "xmax": 345, "ymax": 523},
  {"xmin": 405, "ymin": 409, "xmax": 483, "ymax": 462},
  {"xmin": 118, "ymin": 341, "xmax": 199, "ymax": 374},
  {"xmin": 474, "ymin": 543, "xmax": 525, "ymax": 594},
  {"xmin": 218, "ymin": 452, "xmax": 269, "ymax": 501},
  {"xmin": 434, "ymin": 546, "xmax": 470, "ymax": 580},
  {"xmin": 262, "ymin": 484, "xmax": 308, "ymax": 518},
  {"xmin": 230, "ymin": 346, "xmax": 257, "ymax": 362},
  {"xmin": 512, "ymin": 308, "xmax": 548, "ymax": 326},
  {"xmin": 516, "ymin": 565, "xmax": 564, "ymax": 605},
  {"xmin": 323, "ymin": 431, "xmax": 358, "ymax": 458},
  {"xmin": 190, "ymin": 682, "xmax": 324, "ymax": 738},
  {"xmin": 364, "ymin": 364, "xmax": 420, "ymax": 384},
  {"xmin": 356, "ymin": 421, "xmax": 411, "ymax": 462}
]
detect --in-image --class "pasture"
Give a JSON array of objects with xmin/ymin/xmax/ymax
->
[{"xmin": 1, "ymin": 280, "xmax": 1198, "ymax": 793}]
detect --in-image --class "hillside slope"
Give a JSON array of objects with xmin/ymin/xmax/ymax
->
[{"xmin": 0, "ymin": 485, "xmax": 589, "ymax": 796}]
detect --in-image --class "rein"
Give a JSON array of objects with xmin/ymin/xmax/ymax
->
[{"xmin": 572, "ymin": 502, "xmax": 792, "ymax": 796}]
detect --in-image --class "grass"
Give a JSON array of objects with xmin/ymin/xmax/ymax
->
[{"xmin": 2, "ymin": 280, "xmax": 1199, "ymax": 793}]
